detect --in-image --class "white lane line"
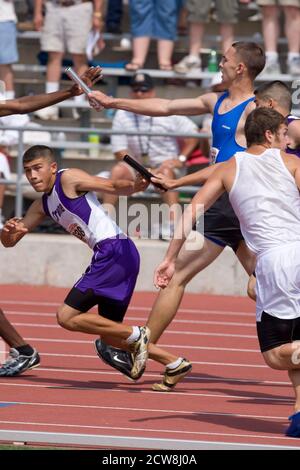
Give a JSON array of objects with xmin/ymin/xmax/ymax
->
[
  {"xmin": 0, "ymin": 420, "xmax": 293, "ymax": 443},
  {"xmin": 1, "ymin": 300, "xmax": 253, "ymax": 316},
  {"xmin": 7, "ymin": 323, "xmax": 259, "ymax": 338},
  {"xmin": 0, "ymin": 381, "xmax": 293, "ymax": 402},
  {"xmin": 0, "ymin": 400, "xmax": 288, "ymax": 420},
  {"xmin": 5, "ymin": 311, "xmax": 256, "ymax": 327}
]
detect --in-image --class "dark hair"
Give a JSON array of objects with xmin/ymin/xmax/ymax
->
[
  {"xmin": 254, "ymin": 80, "xmax": 292, "ymax": 113},
  {"xmin": 245, "ymin": 108, "xmax": 285, "ymax": 147},
  {"xmin": 23, "ymin": 145, "xmax": 56, "ymax": 165},
  {"xmin": 232, "ymin": 42, "xmax": 265, "ymax": 80}
]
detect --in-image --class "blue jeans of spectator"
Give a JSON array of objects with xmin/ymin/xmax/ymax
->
[
  {"xmin": 106, "ymin": 0, "xmax": 123, "ymax": 30},
  {"xmin": 129, "ymin": 0, "xmax": 178, "ymax": 40},
  {"xmin": 0, "ymin": 21, "xmax": 18, "ymax": 64}
]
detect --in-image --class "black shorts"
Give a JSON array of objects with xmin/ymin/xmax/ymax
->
[
  {"xmin": 64, "ymin": 287, "xmax": 129, "ymax": 323},
  {"xmin": 195, "ymin": 193, "xmax": 243, "ymax": 252},
  {"xmin": 257, "ymin": 311, "xmax": 300, "ymax": 353}
]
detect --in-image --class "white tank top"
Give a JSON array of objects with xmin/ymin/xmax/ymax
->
[{"xmin": 229, "ymin": 148, "xmax": 300, "ymax": 255}]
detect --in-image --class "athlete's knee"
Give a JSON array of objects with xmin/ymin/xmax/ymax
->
[
  {"xmin": 56, "ymin": 308, "xmax": 76, "ymax": 331},
  {"xmin": 262, "ymin": 349, "xmax": 286, "ymax": 370}
]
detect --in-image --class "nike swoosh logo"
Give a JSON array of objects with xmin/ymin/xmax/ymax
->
[{"xmin": 113, "ymin": 354, "xmax": 128, "ymax": 365}]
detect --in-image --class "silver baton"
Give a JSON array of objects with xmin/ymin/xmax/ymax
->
[{"xmin": 65, "ymin": 66, "xmax": 92, "ymax": 95}]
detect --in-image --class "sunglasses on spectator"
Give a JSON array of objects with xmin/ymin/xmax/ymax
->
[{"xmin": 132, "ymin": 86, "xmax": 151, "ymax": 93}]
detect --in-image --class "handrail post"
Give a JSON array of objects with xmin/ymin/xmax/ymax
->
[{"xmin": 15, "ymin": 129, "xmax": 25, "ymax": 218}]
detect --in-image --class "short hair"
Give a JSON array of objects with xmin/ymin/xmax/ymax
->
[
  {"xmin": 245, "ymin": 108, "xmax": 285, "ymax": 147},
  {"xmin": 254, "ymin": 81, "xmax": 292, "ymax": 113},
  {"xmin": 23, "ymin": 145, "xmax": 56, "ymax": 165},
  {"xmin": 232, "ymin": 42, "xmax": 266, "ymax": 80}
]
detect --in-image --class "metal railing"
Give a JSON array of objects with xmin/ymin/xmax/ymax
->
[{"xmin": 1, "ymin": 125, "xmax": 207, "ymax": 217}]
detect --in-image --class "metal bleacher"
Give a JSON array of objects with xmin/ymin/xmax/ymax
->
[{"xmin": 2, "ymin": 4, "xmax": 299, "ymax": 221}]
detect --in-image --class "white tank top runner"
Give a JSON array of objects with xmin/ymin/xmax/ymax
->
[{"xmin": 229, "ymin": 148, "xmax": 300, "ymax": 256}]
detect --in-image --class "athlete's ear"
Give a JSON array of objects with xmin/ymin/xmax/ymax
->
[
  {"xmin": 236, "ymin": 62, "xmax": 246, "ymax": 76},
  {"xmin": 50, "ymin": 161, "xmax": 58, "ymax": 174},
  {"xmin": 265, "ymin": 129, "xmax": 274, "ymax": 145}
]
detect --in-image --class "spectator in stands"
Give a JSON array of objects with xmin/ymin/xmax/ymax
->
[
  {"xmin": 174, "ymin": 0, "xmax": 239, "ymax": 73},
  {"xmin": 125, "ymin": 0, "xmax": 180, "ymax": 71},
  {"xmin": 102, "ymin": 72, "xmax": 199, "ymax": 238},
  {"xmin": 33, "ymin": 0, "xmax": 104, "ymax": 119},
  {"xmin": 256, "ymin": 0, "xmax": 300, "ymax": 75},
  {"xmin": 0, "ymin": 0, "xmax": 18, "ymax": 103},
  {"xmin": 0, "ymin": 147, "xmax": 11, "ymax": 230}
]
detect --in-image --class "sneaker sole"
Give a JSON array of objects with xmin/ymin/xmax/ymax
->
[{"xmin": 131, "ymin": 327, "xmax": 150, "ymax": 379}]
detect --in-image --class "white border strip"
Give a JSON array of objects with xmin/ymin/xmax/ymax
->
[{"xmin": 0, "ymin": 430, "xmax": 298, "ymax": 450}]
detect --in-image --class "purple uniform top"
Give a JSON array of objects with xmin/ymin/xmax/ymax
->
[
  {"xmin": 42, "ymin": 170, "xmax": 123, "ymax": 249},
  {"xmin": 286, "ymin": 115, "xmax": 300, "ymax": 159}
]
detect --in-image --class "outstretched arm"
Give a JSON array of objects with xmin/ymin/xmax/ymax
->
[
  {"xmin": 61, "ymin": 168, "xmax": 149, "ymax": 196},
  {"xmin": 88, "ymin": 91, "xmax": 216, "ymax": 116},
  {"xmin": 1, "ymin": 199, "xmax": 46, "ymax": 247},
  {"xmin": 0, "ymin": 66, "xmax": 102, "ymax": 117},
  {"xmin": 154, "ymin": 166, "xmax": 227, "ymax": 288},
  {"xmin": 151, "ymin": 163, "xmax": 222, "ymax": 190}
]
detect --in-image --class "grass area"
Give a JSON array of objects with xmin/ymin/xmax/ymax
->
[{"xmin": 0, "ymin": 444, "xmax": 74, "ymax": 450}]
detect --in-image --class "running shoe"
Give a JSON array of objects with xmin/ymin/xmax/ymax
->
[
  {"xmin": 286, "ymin": 410, "xmax": 300, "ymax": 437},
  {"xmin": 95, "ymin": 339, "xmax": 137, "ymax": 381},
  {"xmin": 0, "ymin": 348, "xmax": 40, "ymax": 377},
  {"xmin": 130, "ymin": 326, "xmax": 150, "ymax": 379},
  {"xmin": 152, "ymin": 358, "xmax": 192, "ymax": 392}
]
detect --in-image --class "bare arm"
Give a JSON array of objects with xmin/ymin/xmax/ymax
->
[
  {"xmin": 61, "ymin": 168, "xmax": 148, "ymax": 196},
  {"xmin": 1, "ymin": 199, "xmax": 46, "ymax": 247},
  {"xmin": 154, "ymin": 165, "xmax": 227, "ymax": 288},
  {"xmin": 89, "ymin": 91, "xmax": 217, "ymax": 116},
  {"xmin": 180, "ymin": 137, "xmax": 200, "ymax": 161},
  {"xmin": 0, "ymin": 66, "xmax": 102, "ymax": 117},
  {"xmin": 151, "ymin": 163, "xmax": 222, "ymax": 190}
]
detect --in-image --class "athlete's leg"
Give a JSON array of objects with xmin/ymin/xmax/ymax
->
[
  {"xmin": 57, "ymin": 304, "xmax": 133, "ymax": 339},
  {"xmin": 147, "ymin": 235, "xmax": 224, "ymax": 343},
  {"xmin": 235, "ymin": 240, "xmax": 256, "ymax": 275},
  {"xmin": 0, "ymin": 308, "xmax": 28, "ymax": 348},
  {"xmin": 247, "ymin": 274, "xmax": 256, "ymax": 301}
]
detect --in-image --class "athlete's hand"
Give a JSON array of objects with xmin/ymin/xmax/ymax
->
[
  {"xmin": 154, "ymin": 259, "xmax": 176, "ymax": 289},
  {"xmin": 70, "ymin": 66, "xmax": 103, "ymax": 96},
  {"xmin": 133, "ymin": 174, "xmax": 149, "ymax": 193},
  {"xmin": 88, "ymin": 90, "xmax": 114, "ymax": 111},
  {"xmin": 151, "ymin": 173, "xmax": 176, "ymax": 191},
  {"xmin": 2, "ymin": 218, "xmax": 28, "ymax": 234}
]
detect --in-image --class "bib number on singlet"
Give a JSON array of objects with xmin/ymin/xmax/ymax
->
[
  {"xmin": 68, "ymin": 223, "xmax": 86, "ymax": 241},
  {"xmin": 210, "ymin": 147, "xmax": 219, "ymax": 164}
]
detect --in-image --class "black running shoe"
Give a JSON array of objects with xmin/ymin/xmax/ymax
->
[
  {"xmin": 95, "ymin": 339, "xmax": 139, "ymax": 381},
  {"xmin": 0, "ymin": 348, "xmax": 40, "ymax": 377}
]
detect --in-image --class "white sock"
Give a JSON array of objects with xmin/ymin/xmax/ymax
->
[
  {"xmin": 288, "ymin": 52, "xmax": 300, "ymax": 63},
  {"xmin": 166, "ymin": 357, "xmax": 183, "ymax": 370},
  {"xmin": 46, "ymin": 82, "xmax": 59, "ymax": 94},
  {"xmin": 126, "ymin": 326, "xmax": 140, "ymax": 344},
  {"xmin": 5, "ymin": 90, "xmax": 15, "ymax": 100},
  {"xmin": 265, "ymin": 51, "xmax": 278, "ymax": 63}
]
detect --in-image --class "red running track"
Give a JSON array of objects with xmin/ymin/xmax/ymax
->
[{"xmin": 0, "ymin": 284, "xmax": 299, "ymax": 449}]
